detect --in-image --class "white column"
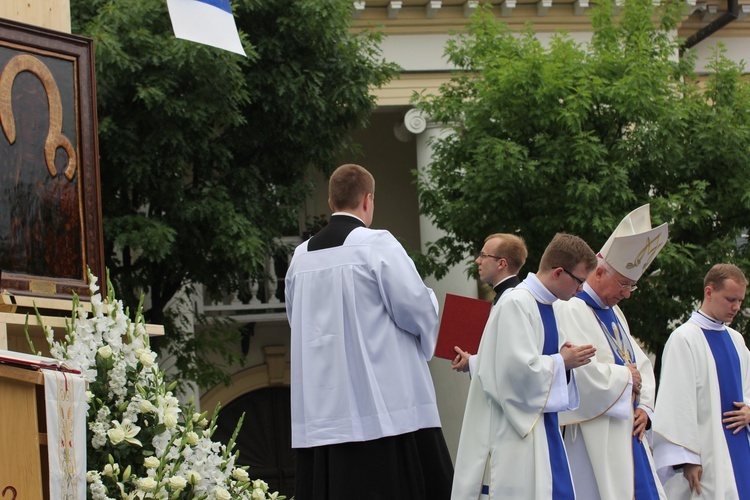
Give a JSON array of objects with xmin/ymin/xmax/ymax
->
[
  {"xmin": 402, "ymin": 108, "xmax": 474, "ymax": 463},
  {"xmin": 403, "ymin": 108, "xmax": 476, "ymax": 300}
]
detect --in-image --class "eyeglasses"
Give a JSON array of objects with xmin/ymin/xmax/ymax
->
[
  {"xmin": 554, "ymin": 267, "xmax": 586, "ymax": 287},
  {"xmin": 477, "ymin": 252, "xmax": 503, "ymax": 261},
  {"xmin": 605, "ymin": 268, "xmax": 638, "ymax": 292}
]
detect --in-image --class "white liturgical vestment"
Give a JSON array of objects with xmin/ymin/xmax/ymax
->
[
  {"xmin": 285, "ymin": 224, "xmax": 441, "ymax": 448},
  {"xmin": 555, "ymin": 286, "xmax": 665, "ymax": 500},
  {"xmin": 452, "ymin": 273, "xmax": 579, "ymax": 500},
  {"xmin": 653, "ymin": 312, "xmax": 750, "ymax": 499}
]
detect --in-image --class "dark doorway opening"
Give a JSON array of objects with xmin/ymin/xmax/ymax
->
[{"xmin": 213, "ymin": 386, "xmax": 295, "ymax": 497}]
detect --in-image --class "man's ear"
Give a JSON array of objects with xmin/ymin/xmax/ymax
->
[
  {"xmin": 328, "ymin": 199, "xmax": 335, "ymax": 212},
  {"xmin": 362, "ymin": 192, "xmax": 372, "ymax": 211}
]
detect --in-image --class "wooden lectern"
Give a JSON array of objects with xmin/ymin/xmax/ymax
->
[{"xmin": 0, "ymin": 363, "xmax": 48, "ymax": 499}]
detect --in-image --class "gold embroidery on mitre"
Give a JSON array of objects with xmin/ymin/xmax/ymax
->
[{"xmin": 625, "ymin": 233, "xmax": 664, "ymax": 271}]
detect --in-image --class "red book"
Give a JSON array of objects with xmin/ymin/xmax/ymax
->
[{"xmin": 434, "ymin": 293, "xmax": 492, "ymax": 360}]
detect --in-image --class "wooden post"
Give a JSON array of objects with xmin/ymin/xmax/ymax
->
[{"xmin": 0, "ymin": 0, "xmax": 71, "ymax": 33}]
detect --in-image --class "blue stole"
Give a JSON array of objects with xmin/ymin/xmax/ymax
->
[
  {"xmin": 537, "ymin": 302, "xmax": 576, "ymax": 500},
  {"xmin": 702, "ymin": 327, "xmax": 750, "ymax": 498},
  {"xmin": 577, "ymin": 292, "xmax": 660, "ymax": 500}
]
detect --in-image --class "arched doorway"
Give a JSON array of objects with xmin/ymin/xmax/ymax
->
[
  {"xmin": 201, "ymin": 346, "xmax": 294, "ymax": 497},
  {"xmin": 212, "ymin": 386, "xmax": 295, "ymax": 496}
]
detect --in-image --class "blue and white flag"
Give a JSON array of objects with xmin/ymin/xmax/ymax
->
[{"xmin": 167, "ymin": 0, "xmax": 246, "ymax": 56}]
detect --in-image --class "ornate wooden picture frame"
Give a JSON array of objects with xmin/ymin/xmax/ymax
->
[{"xmin": 0, "ymin": 18, "xmax": 104, "ymax": 299}]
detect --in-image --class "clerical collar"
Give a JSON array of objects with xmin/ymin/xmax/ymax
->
[
  {"xmin": 581, "ymin": 282, "xmax": 607, "ymax": 309},
  {"xmin": 494, "ymin": 275, "xmax": 518, "ymax": 288},
  {"xmin": 517, "ymin": 273, "xmax": 557, "ymax": 304},
  {"xmin": 692, "ymin": 310, "xmax": 726, "ymax": 330},
  {"xmin": 331, "ymin": 212, "xmax": 365, "ymax": 225}
]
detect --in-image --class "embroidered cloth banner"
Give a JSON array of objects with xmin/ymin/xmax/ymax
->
[{"xmin": 43, "ymin": 369, "xmax": 87, "ymax": 499}]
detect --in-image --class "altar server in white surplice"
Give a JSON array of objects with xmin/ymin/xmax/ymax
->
[
  {"xmin": 451, "ymin": 233, "xmax": 598, "ymax": 500},
  {"xmin": 555, "ymin": 204, "xmax": 668, "ymax": 500},
  {"xmin": 653, "ymin": 264, "xmax": 750, "ymax": 499},
  {"xmin": 286, "ymin": 164, "xmax": 453, "ymax": 500}
]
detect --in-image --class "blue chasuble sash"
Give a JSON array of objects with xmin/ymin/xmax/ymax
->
[
  {"xmin": 576, "ymin": 292, "xmax": 660, "ymax": 500},
  {"xmin": 537, "ymin": 302, "xmax": 575, "ymax": 500},
  {"xmin": 702, "ymin": 327, "xmax": 750, "ymax": 499}
]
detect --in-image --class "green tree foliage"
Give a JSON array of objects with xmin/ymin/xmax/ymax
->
[
  {"xmin": 414, "ymin": 0, "xmax": 750, "ymax": 366},
  {"xmin": 71, "ymin": 0, "xmax": 397, "ymax": 386}
]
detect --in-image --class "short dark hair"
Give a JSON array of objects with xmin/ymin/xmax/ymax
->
[
  {"xmin": 538, "ymin": 233, "xmax": 597, "ymax": 274},
  {"xmin": 328, "ymin": 164, "xmax": 375, "ymax": 211}
]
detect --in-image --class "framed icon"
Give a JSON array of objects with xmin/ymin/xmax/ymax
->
[{"xmin": 0, "ymin": 18, "xmax": 104, "ymax": 299}]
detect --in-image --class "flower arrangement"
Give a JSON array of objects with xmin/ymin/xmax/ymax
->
[{"xmin": 30, "ymin": 270, "xmax": 284, "ymax": 500}]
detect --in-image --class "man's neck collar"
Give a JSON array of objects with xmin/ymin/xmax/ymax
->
[
  {"xmin": 331, "ymin": 212, "xmax": 365, "ymax": 225},
  {"xmin": 493, "ymin": 274, "xmax": 518, "ymax": 288}
]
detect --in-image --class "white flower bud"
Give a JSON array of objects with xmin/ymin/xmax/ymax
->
[
  {"xmin": 163, "ymin": 413, "xmax": 178, "ymax": 428},
  {"xmin": 214, "ymin": 487, "xmax": 231, "ymax": 500},
  {"xmin": 185, "ymin": 431, "xmax": 199, "ymax": 446},
  {"xmin": 137, "ymin": 477, "xmax": 157, "ymax": 492},
  {"xmin": 144, "ymin": 457, "xmax": 160, "ymax": 469},
  {"xmin": 103, "ymin": 463, "xmax": 119, "ymax": 478},
  {"xmin": 107, "ymin": 427, "xmax": 125, "ymax": 445},
  {"xmin": 187, "ymin": 471, "xmax": 201, "ymax": 485},
  {"xmin": 169, "ymin": 476, "xmax": 187, "ymax": 491},
  {"xmin": 97, "ymin": 345, "xmax": 113, "ymax": 359},
  {"xmin": 232, "ymin": 468, "xmax": 250, "ymax": 482}
]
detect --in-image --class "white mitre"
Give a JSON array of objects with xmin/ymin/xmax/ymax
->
[{"xmin": 598, "ymin": 204, "xmax": 669, "ymax": 281}]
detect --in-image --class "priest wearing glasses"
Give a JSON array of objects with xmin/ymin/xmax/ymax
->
[
  {"xmin": 555, "ymin": 204, "xmax": 668, "ymax": 500},
  {"xmin": 452, "ymin": 233, "xmax": 528, "ymax": 375},
  {"xmin": 451, "ymin": 232, "xmax": 597, "ymax": 499}
]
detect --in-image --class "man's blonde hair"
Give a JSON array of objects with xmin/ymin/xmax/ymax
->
[
  {"xmin": 486, "ymin": 233, "xmax": 528, "ymax": 274},
  {"xmin": 704, "ymin": 263, "xmax": 748, "ymax": 291}
]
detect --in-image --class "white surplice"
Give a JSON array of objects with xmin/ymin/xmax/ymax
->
[{"xmin": 285, "ymin": 226, "xmax": 441, "ymax": 448}]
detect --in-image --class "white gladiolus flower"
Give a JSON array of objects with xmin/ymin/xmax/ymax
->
[{"xmin": 37, "ymin": 270, "xmax": 284, "ymax": 500}]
